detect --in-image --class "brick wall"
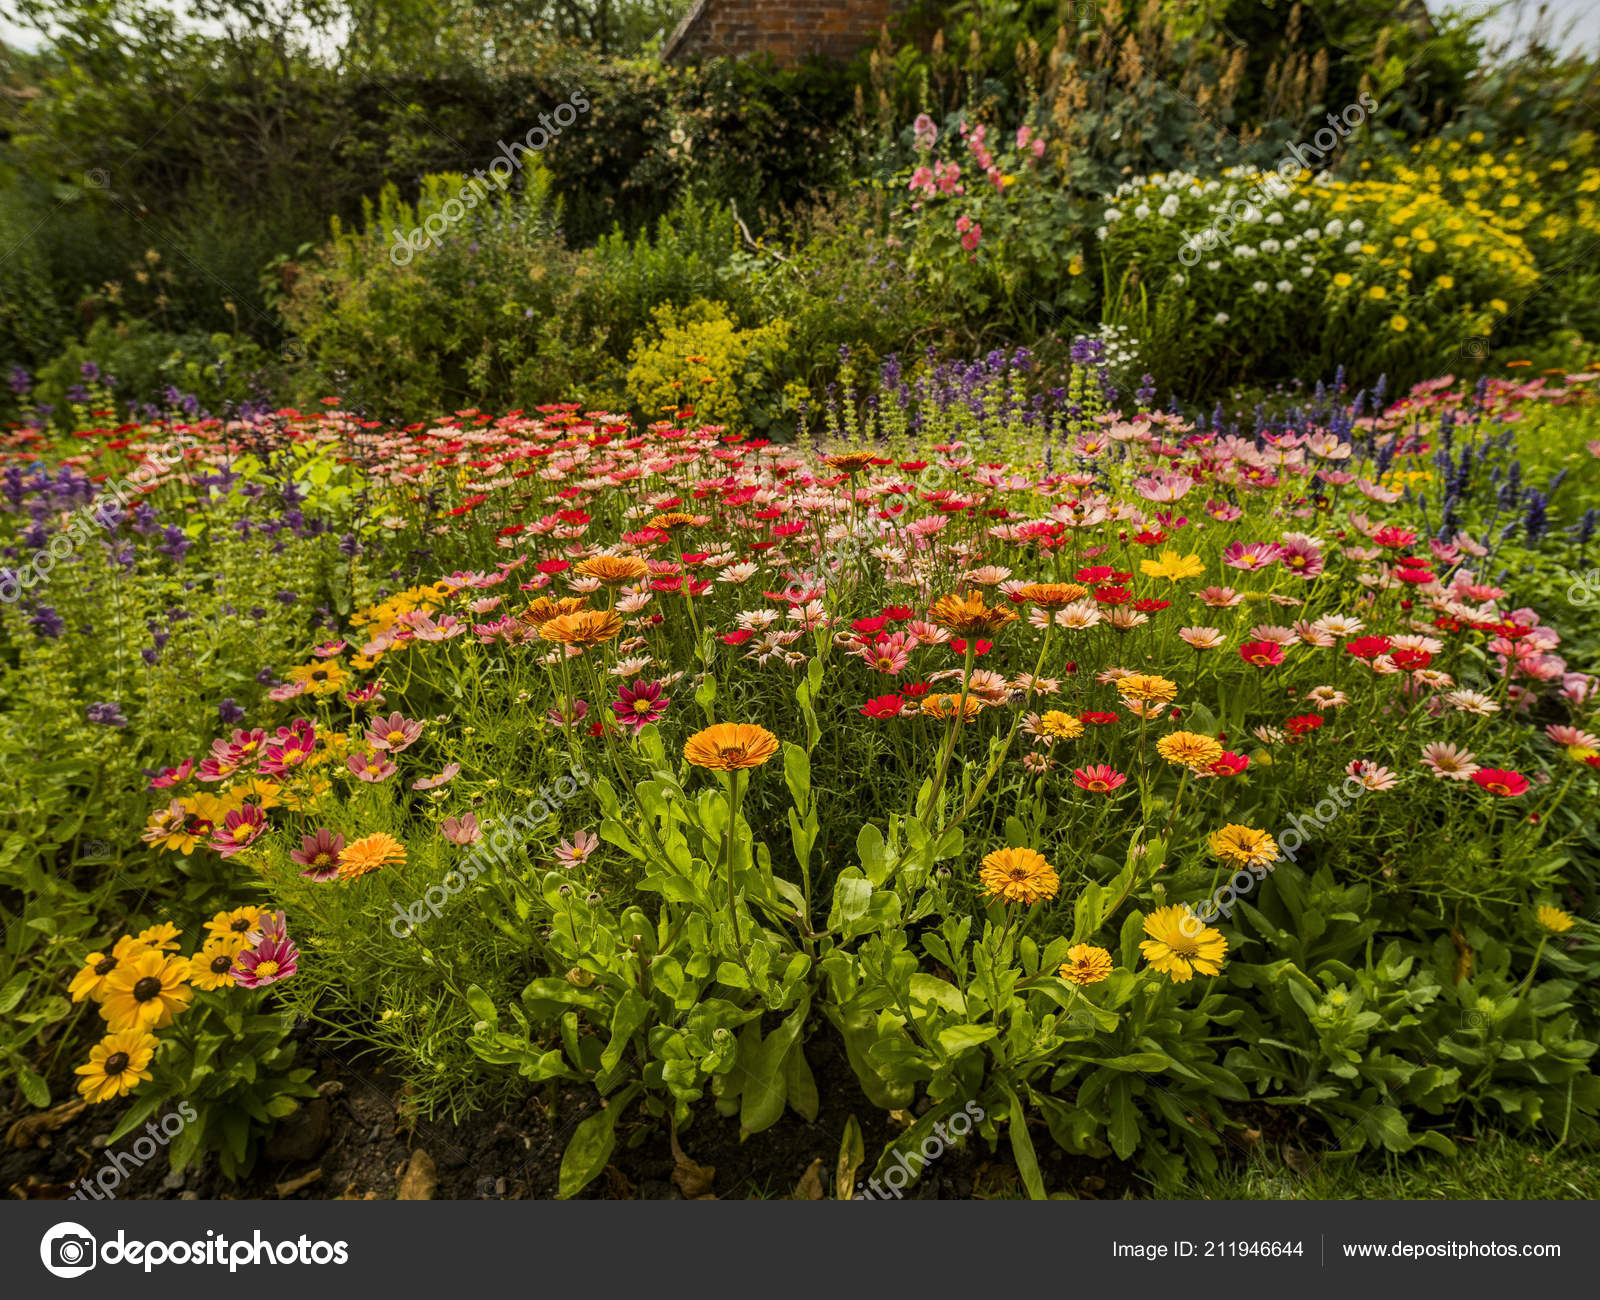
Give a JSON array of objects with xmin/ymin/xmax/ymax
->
[{"xmin": 664, "ymin": 0, "xmax": 901, "ymax": 65}]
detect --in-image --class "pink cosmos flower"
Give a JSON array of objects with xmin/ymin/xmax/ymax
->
[
  {"xmin": 441, "ymin": 814, "xmax": 482, "ymax": 846},
  {"xmin": 414, "ymin": 763, "xmax": 460, "ymax": 791},
  {"xmin": 209, "ymin": 805, "xmax": 267, "ymax": 857},
  {"xmin": 233, "ymin": 934, "xmax": 298, "ymax": 989},
  {"xmin": 347, "ymin": 751, "xmax": 397, "ymax": 783},
  {"xmin": 366, "ymin": 712, "xmax": 423, "ymax": 753},
  {"xmin": 554, "ymin": 830, "xmax": 599, "ymax": 869},
  {"xmin": 1221, "ymin": 541, "xmax": 1284, "ymax": 572},
  {"xmin": 149, "ymin": 758, "xmax": 195, "ymax": 789},
  {"xmin": 291, "ymin": 829, "xmax": 345, "ymax": 881},
  {"xmin": 548, "ymin": 700, "xmax": 589, "ymax": 727}
]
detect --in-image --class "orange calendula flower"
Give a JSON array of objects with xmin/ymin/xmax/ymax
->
[
  {"xmin": 539, "ymin": 609, "xmax": 624, "ymax": 648},
  {"xmin": 518, "ymin": 595, "xmax": 589, "ymax": 627},
  {"xmin": 820, "ymin": 451, "xmax": 878, "ymax": 473},
  {"xmin": 576, "ymin": 555, "xmax": 651, "ymax": 585},
  {"xmin": 1014, "ymin": 582, "xmax": 1090, "ymax": 608},
  {"xmin": 339, "ymin": 832, "xmax": 408, "ymax": 881},
  {"xmin": 978, "ymin": 847, "xmax": 1059, "ymax": 905},
  {"xmin": 1058, "ymin": 943, "xmax": 1114, "ymax": 986},
  {"xmin": 1139, "ymin": 905, "xmax": 1227, "ymax": 982},
  {"xmin": 930, "ymin": 591, "xmax": 1018, "ymax": 638},
  {"xmin": 921, "ymin": 692, "xmax": 985, "ymax": 722},
  {"xmin": 684, "ymin": 723, "xmax": 781, "ymax": 771},
  {"xmin": 647, "ymin": 512, "xmax": 700, "ymax": 532},
  {"xmin": 1156, "ymin": 731, "xmax": 1225, "ymax": 770}
]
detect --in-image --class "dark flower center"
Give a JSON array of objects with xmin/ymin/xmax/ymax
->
[
  {"xmin": 94, "ymin": 957, "xmax": 117, "ymax": 976},
  {"xmin": 210, "ymin": 954, "xmax": 234, "ymax": 975},
  {"xmin": 132, "ymin": 976, "xmax": 162, "ymax": 1002},
  {"xmin": 230, "ymin": 918, "xmax": 252, "ymax": 932},
  {"xmin": 104, "ymin": 1052, "xmax": 130, "ymax": 1075}
]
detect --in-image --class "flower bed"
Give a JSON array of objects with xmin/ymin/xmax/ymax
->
[{"xmin": 3, "ymin": 370, "xmax": 1598, "ymax": 1196}]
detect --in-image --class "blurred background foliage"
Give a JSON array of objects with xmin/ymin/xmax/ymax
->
[{"xmin": 1, "ymin": 0, "xmax": 1597, "ymax": 425}]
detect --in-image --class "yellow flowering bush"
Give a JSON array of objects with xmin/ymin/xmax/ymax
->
[
  {"xmin": 624, "ymin": 298, "xmax": 794, "ymax": 431},
  {"xmin": 1098, "ymin": 164, "xmax": 1546, "ymax": 388}
]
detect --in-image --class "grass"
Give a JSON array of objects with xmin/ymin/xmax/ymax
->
[{"xmin": 1175, "ymin": 1130, "xmax": 1600, "ymax": 1200}]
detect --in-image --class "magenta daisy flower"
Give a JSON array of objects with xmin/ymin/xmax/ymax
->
[
  {"xmin": 290, "ymin": 828, "xmax": 344, "ymax": 881},
  {"xmin": 209, "ymin": 805, "xmax": 267, "ymax": 858},
  {"xmin": 613, "ymin": 680, "xmax": 669, "ymax": 733},
  {"xmin": 233, "ymin": 934, "xmax": 298, "ymax": 989}
]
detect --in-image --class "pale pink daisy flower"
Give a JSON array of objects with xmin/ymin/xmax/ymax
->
[
  {"xmin": 1445, "ymin": 690, "xmax": 1500, "ymax": 715},
  {"xmin": 1421, "ymin": 742, "xmax": 1479, "ymax": 781},
  {"xmin": 1178, "ymin": 626, "xmax": 1224, "ymax": 651},
  {"xmin": 1306, "ymin": 686, "xmax": 1348, "ymax": 710},
  {"xmin": 1054, "ymin": 601, "xmax": 1102, "ymax": 630},
  {"xmin": 1196, "ymin": 585, "xmax": 1243, "ymax": 608},
  {"xmin": 1347, "ymin": 759, "xmax": 1398, "ymax": 791}
]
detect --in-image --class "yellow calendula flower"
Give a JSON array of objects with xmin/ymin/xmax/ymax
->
[
  {"xmin": 1368, "ymin": 285, "xmax": 1388, "ymax": 300},
  {"xmin": 1139, "ymin": 905, "xmax": 1227, "ymax": 983},
  {"xmin": 1157, "ymin": 731, "xmax": 1225, "ymax": 770},
  {"xmin": 1139, "ymin": 549, "xmax": 1205, "ymax": 583},
  {"xmin": 978, "ymin": 847, "xmax": 1059, "ymax": 905},
  {"xmin": 1209, "ymin": 824, "xmax": 1279, "ymax": 870},
  {"xmin": 1116, "ymin": 673, "xmax": 1178, "ymax": 705},
  {"xmin": 1390, "ymin": 315, "xmax": 1409, "ymax": 332},
  {"xmin": 1033, "ymin": 710, "xmax": 1085, "ymax": 741},
  {"xmin": 1535, "ymin": 905, "xmax": 1575, "ymax": 935},
  {"xmin": 1059, "ymin": 944, "xmax": 1113, "ymax": 986}
]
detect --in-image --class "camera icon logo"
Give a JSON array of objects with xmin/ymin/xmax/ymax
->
[{"xmin": 40, "ymin": 1222, "xmax": 97, "ymax": 1278}]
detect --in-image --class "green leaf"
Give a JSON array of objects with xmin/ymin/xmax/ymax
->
[
  {"xmin": 740, "ymin": 998, "xmax": 809, "ymax": 1137},
  {"xmin": 836, "ymin": 1114, "xmax": 866, "ymax": 1200},
  {"xmin": 463, "ymin": 984, "xmax": 498, "ymax": 1030},
  {"xmin": 937, "ymin": 1024, "xmax": 997, "ymax": 1056},
  {"xmin": 784, "ymin": 1043, "xmax": 820, "ymax": 1122},
  {"xmin": 0, "ymin": 971, "xmax": 30, "ymax": 1015},
  {"xmin": 1003, "ymin": 1086, "xmax": 1047, "ymax": 1200},
  {"xmin": 16, "ymin": 1065, "xmax": 49, "ymax": 1108},
  {"xmin": 558, "ymin": 1083, "xmax": 641, "ymax": 1199}
]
